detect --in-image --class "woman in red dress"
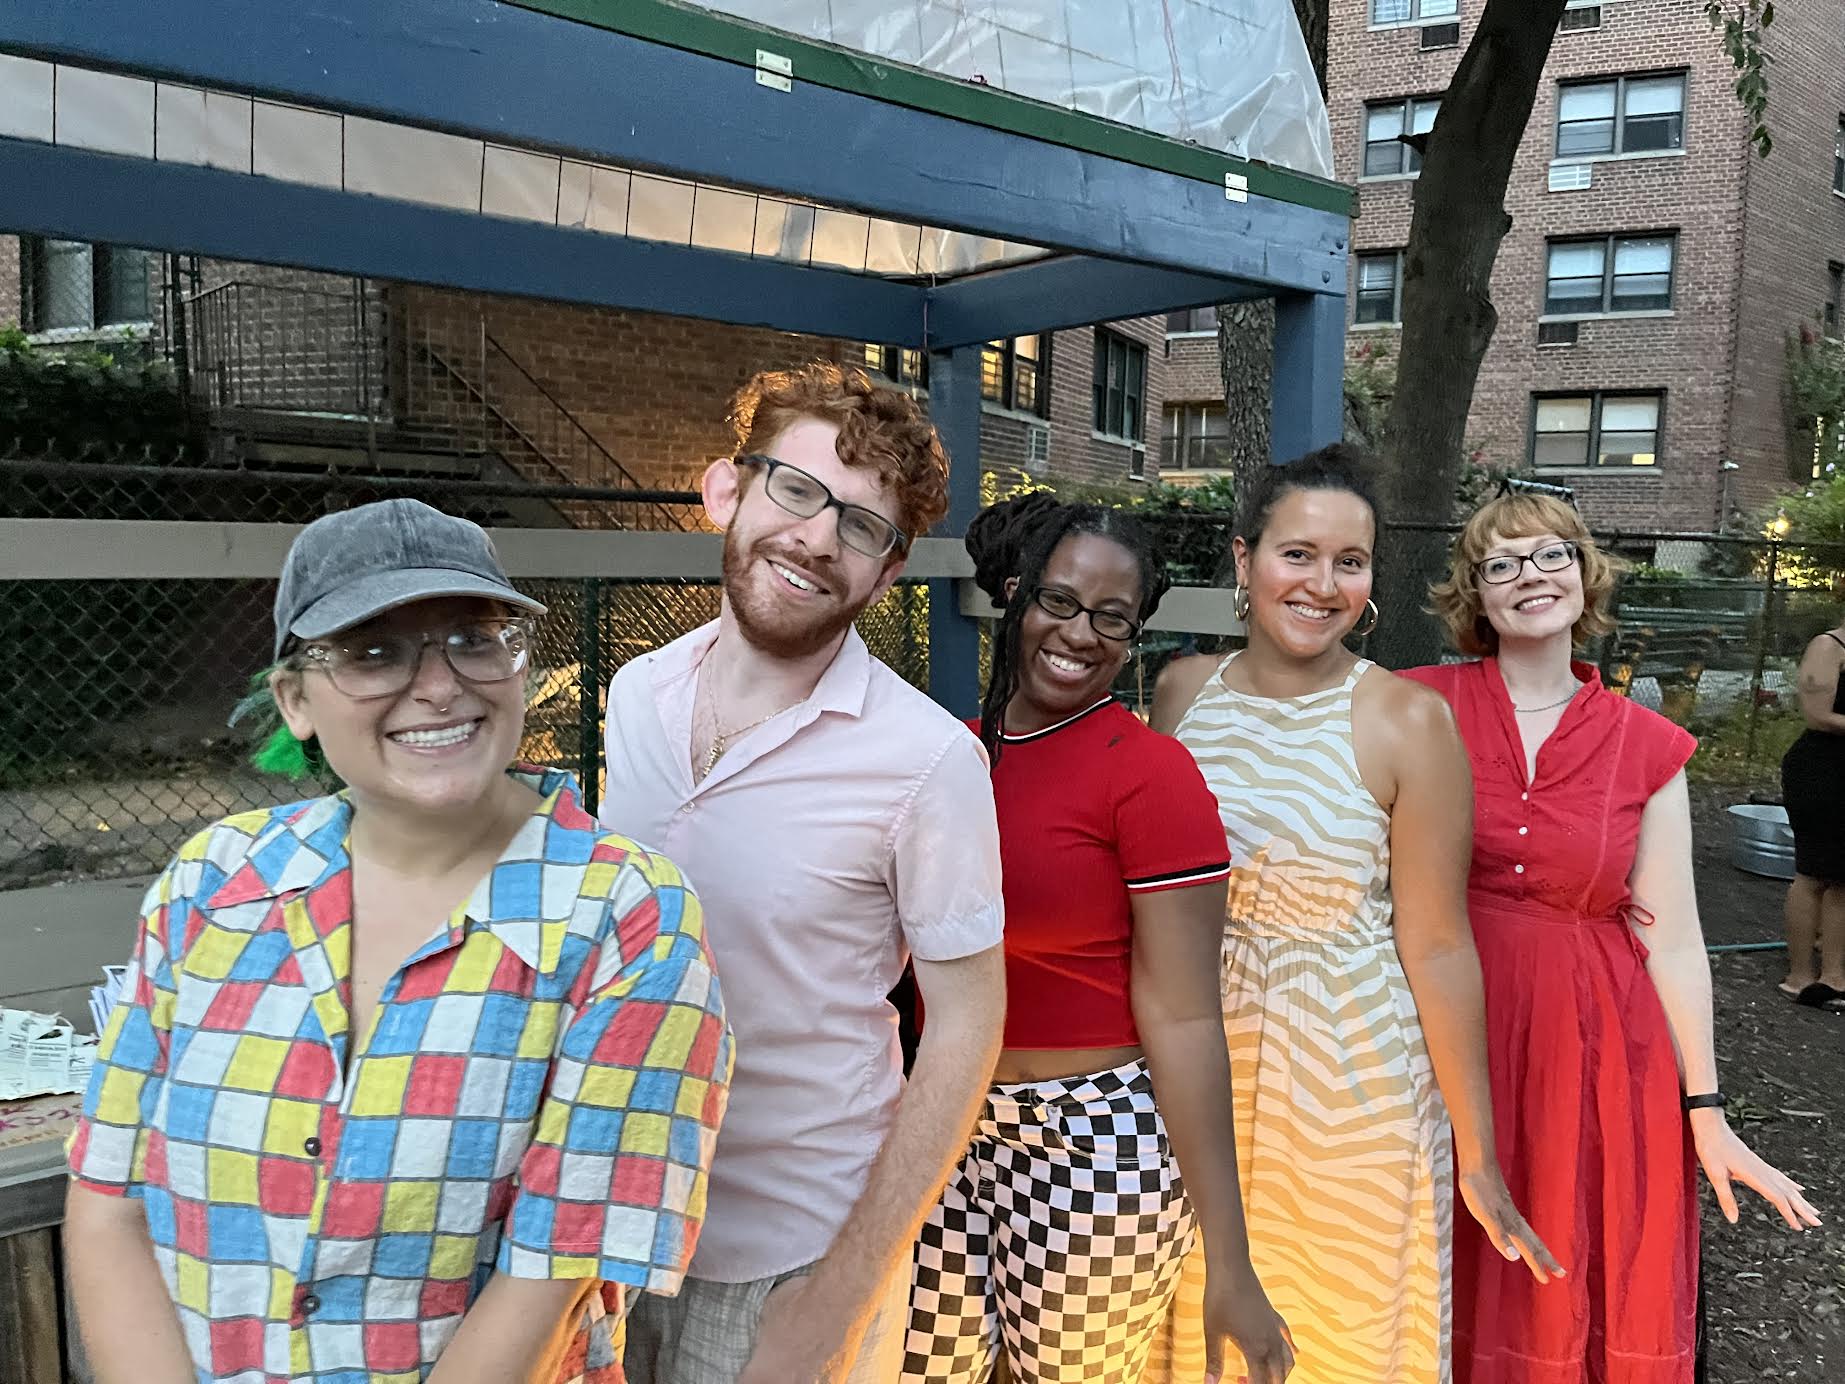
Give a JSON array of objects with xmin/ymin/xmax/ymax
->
[{"xmin": 1402, "ymin": 488, "xmax": 1819, "ymax": 1384}]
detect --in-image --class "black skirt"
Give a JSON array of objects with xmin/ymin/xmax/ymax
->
[{"xmin": 1782, "ymin": 729, "xmax": 1845, "ymax": 883}]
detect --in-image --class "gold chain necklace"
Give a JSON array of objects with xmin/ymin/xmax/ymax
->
[{"xmin": 695, "ymin": 663, "xmax": 798, "ymax": 779}]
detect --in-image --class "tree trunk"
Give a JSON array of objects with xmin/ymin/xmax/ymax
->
[
  {"xmin": 1373, "ymin": 0, "xmax": 1568, "ymax": 668},
  {"xmin": 1215, "ymin": 0, "xmax": 1328, "ymax": 493}
]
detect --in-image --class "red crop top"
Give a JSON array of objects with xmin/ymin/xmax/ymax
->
[{"xmin": 973, "ymin": 699, "xmax": 1230, "ymax": 1050}]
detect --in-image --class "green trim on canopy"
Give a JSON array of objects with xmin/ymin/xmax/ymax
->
[{"xmin": 509, "ymin": 0, "xmax": 1356, "ymax": 218}]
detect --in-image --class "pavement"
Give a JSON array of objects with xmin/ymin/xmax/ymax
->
[{"xmin": 0, "ymin": 877, "xmax": 150, "ymax": 1032}]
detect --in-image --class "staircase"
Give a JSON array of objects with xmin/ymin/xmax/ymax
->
[{"xmin": 176, "ymin": 277, "xmax": 688, "ymax": 532}]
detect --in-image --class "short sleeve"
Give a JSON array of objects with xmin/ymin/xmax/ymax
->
[
  {"xmin": 498, "ymin": 847, "xmax": 733, "ymax": 1294},
  {"xmin": 67, "ymin": 857, "xmax": 186, "ymax": 1196},
  {"xmin": 889, "ymin": 731, "xmax": 1005, "ymax": 963},
  {"xmin": 1639, "ymin": 711, "xmax": 1698, "ymax": 798},
  {"xmin": 1113, "ymin": 733, "xmax": 1231, "ymax": 894}
]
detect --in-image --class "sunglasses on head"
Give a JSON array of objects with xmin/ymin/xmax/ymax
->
[{"xmin": 1497, "ymin": 476, "xmax": 1578, "ymax": 508}]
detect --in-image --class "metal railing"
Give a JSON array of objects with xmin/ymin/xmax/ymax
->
[
  {"xmin": 182, "ymin": 278, "xmax": 385, "ymax": 423},
  {"xmin": 412, "ymin": 325, "xmax": 688, "ymax": 531}
]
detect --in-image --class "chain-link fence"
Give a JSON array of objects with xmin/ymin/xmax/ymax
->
[{"xmin": 0, "ymin": 451, "xmax": 929, "ymax": 887}]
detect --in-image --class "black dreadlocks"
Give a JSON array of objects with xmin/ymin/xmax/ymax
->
[{"xmin": 965, "ymin": 494, "xmax": 1172, "ymax": 765}]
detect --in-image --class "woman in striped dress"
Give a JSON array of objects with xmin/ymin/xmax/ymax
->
[{"xmin": 1141, "ymin": 446, "xmax": 1556, "ymax": 1384}]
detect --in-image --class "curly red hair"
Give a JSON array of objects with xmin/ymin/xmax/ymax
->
[{"xmin": 727, "ymin": 362, "xmax": 950, "ymax": 540}]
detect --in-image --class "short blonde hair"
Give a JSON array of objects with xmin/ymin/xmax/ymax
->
[{"xmin": 1428, "ymin": 493, "xmax": 1623, "ymax": 656}]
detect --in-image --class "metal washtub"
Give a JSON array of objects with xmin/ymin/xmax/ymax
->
[{"xmin": 1727, "ymin": 804, "xmax": 1796, "ymax": 881}]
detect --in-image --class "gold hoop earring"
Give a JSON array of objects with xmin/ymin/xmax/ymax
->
[
  {"xmin": 1353, "ymin": 599, "xmax": 1380, "ymax": 638},
  {"xmin": 1233, "ymin": 584, "xmax": 1251, "ymax": 622}
]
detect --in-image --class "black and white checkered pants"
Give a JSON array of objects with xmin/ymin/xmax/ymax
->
[{"xmin": 902, "ymin": 1058, "xmax": 1195, "ymax": 1384}]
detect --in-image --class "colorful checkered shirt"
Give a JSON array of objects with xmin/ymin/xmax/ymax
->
[{"xmin": 67, "ymin": 766, "xmax": 731, "ymax": 1384}]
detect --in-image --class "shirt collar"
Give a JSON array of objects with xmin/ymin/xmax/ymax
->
[
  {"xmin": 205, "ymin": 765, "xmax": 588, "ymax": 974},
  {"xmin": 656, "ymin": 618, "xmax": 872, "ymax": 721}
]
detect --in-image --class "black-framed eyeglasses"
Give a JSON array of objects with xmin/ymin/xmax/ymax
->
[
  {"xmin": 735, "ymin": 454, "xmax": 909, "ymax": 560},
  {"xmin": 292, "ymin": 619, "xmax": 532, "ymax": 699},
  {"xmin": 1028, "ymin": 587, "xmax": 1141, "ymax": 641},
  {"xmin": 1474, "ymin": 541, "xmax": 1579, "ymax": 586}
]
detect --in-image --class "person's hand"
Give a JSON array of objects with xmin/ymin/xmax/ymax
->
[
  {"xmin": 1690, "ymin": 1110, "xmax": 1823, "ymax": 1231},
  {"xmin": 1203, "ymin": 1259, "xmax": 1295, "ymax": 1384},
  {"xmin": 736, "ymin": 1274, "xmax": 862, "ymax": 1384},
  {"xmin": 1457, "ymin": 1165, "xmax": 1565, "ymax": 1285}
]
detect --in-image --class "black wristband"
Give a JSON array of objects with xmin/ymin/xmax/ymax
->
[{"xmin": 1682, "ymin": 1092, "xmax": 1727, "ymax": 1111}]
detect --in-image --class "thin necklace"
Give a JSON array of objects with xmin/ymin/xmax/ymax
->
[
  {"xmin": 1513, "ymin": 685, "xmax": 1581, "ymax": 714},
  {"xmin": 695, "ymin": 661, "xmax": 799, "ymax": 779}
]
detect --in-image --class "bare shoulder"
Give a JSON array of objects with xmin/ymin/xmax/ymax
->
[
  {"xmin": 1353, "ymin": 663, "xmax": 1457, "ymax": 738},
  {"xmin": 1802, "ymin": 629, "xmax": 1845, "ymax": 666},
  {"xmin": 1149, "ymin": 653, "xmax": 1220, "ymax": 734}
]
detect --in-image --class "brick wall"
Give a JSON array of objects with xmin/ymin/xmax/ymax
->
[
  {"xmin": 1331, "ymin": 0, "xmax": 1767, "ymax": 531},
  {"xmin": 1164, "ymin": 333, "xmax": 1223, "ymax": 403},
  {"xmin": 1042, "ymin": 317, "xmax": 1166, "ymax": 490},
  {"xmin": 1726, "ymin": 1, "xmax": 1845, "ymax": 516}
]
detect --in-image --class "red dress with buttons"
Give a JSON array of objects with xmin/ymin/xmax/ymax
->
[{"xmin": 1400, "ymin": 659, "xmax": 1699, "ymax": 1384}]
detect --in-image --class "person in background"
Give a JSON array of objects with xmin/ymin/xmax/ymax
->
[
  {"xmin": 1778, "ymin": 578, "xmax": 1845, "ymax": 1011},
  {"xmin": 64, "ymin": 498, "xmax": 731, "ymax": 1384},
  {"xmin": 901, "ymin": 494, "xmax": 1293, "ymax": 1384},
  {"xmin": 1143, "ymin": 446, "xmax": 1556, "ymax": 1384},
  {"xmin": 604, "ymin": 362, "xmax": 1006, "ymax": 1384},
  {"xmin": 1405, "ymin": 487, "xmax": 1818, "ymax": 1383}
]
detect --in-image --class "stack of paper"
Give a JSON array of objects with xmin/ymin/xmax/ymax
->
[
  {"xmin": 0, "ymin": 1009, "xmax": 96, "ymax": 1100},
  {"xmin": 89, "ymin": 964, "xmax": 128, "ymax": 1035}
]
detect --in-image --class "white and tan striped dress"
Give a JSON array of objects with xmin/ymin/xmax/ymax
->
[{"xmin": 1142, "ymin": 654, "xmax": 1452, "ymax": 1384}]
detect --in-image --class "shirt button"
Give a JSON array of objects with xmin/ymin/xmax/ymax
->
[
  {"xmin": 303, "ymin": 1137, "xmax": 322, "ymax": 1157},
  {"xmin": 1514, "ymin": 864, "xmax": 1526, "ymax": 874},
  {"xmin": 1521, "ymin": 792, "xmax": 1529, "ymax": 802},
  {"xmin": 1517, "ymin": 826, "xmax": 1529, "ymax": 836},
  {"xmin": 680, "ymin": 803, "xmax": 693, "ymax": 815},
  {"xmin": 299, "ymin": 1292, "xmax": 321, "ymax": 1316}
]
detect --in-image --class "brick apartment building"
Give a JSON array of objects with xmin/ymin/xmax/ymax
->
[
  {"xmin": 1328, "ymin": 0, "xmax": 1845, "ymax": 531},
  {"xmin": 0, "ymin": 224, "xmax": 1176, "ymax": 503}
]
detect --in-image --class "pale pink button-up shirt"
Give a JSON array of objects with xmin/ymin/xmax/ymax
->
[{"xmin": 601, "ymin": 621, "xmax": 1003, "ymax": 1282}]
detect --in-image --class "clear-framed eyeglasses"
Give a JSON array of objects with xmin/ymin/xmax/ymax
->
[
  {"xmin": 1474, "ymin": 541, "xmax": 1579, "ymax": 586},
  {"xmin": 1029, "ymin": 587, "xmax": 1141, "ymax": 641},
  {"xmin": 291, "ymin": 619, "xmax": 532, "ymax": 699},
  {"xmin": 735, "ymin": 454, "xmax": 909, "ymax": 560}
]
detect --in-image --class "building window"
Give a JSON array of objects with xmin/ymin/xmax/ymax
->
[
  {"xmin": 1355, "ymin": 251, "xmax": 1405, "ymax": 325},
  {"xmin": 1162, "ymin": 404, "xmax": 1231, "ymax": 471},
  {"xmin": 1166, "ymin": 306, "xmax": 1219, "ymax": 335},
  {"xmin": 1093, "ymin": 331, "xmax": 1147, "ymax": 443},
  {"xmin": 861, "ymin": 343, "xmax": 928, "ymax": 388},
  {"xmin": 1827, "ymin": 263, "xmax": 1843, "ymax": 339},
  {"xmin": 1556, "ymin": 74, "xmax": 1686, "ymax": 158},
  {"xmin": 20, "ymin": 237, "xmax": 152, "ymax": 333},
  {"xmin": 1364, "ymin": 97, "xmax": 1440, "ymax": 178},
  {"xmin": 1544, "ymin": 234, "xmax": 1675, "ymax": 316},
  {"xmin": 1370, "ymin": 0, "xmax": 1458, "ymax": 24},
  {"xmin": 1532, "ymin": 392, "xmax": 1662, "ymax": 468},
  {"xmin": 979, "ymin": 335, "xmax": 1049, "ymax": 416},
  {"xmin": 1835, "ymin": 118, "xmax": 1844, "ymax": 194}
]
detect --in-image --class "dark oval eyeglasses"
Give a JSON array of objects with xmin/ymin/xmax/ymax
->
[
  {"xmin": 292, "ymin": 620, "xmax": 531, "ymax": 699},
  {"xmin": 1475, "ymin": 541, "xmax": 1579, "ymax": 586},
  {"xmin": 735, "ymin": 454, "xmax": 909, "ymax": 560},
  {"xmin": 1029, "ymin": 587, "xmax": 1141, "ymax": 641}
]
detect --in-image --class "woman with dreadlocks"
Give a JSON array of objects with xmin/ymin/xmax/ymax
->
[{"xmin": 899, "ymin": 494, "xmax": 1293, "ymax": 1384}]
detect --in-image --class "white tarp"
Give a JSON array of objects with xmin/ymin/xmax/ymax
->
[{"xmin": 694, "ymin": 0, "xmax": 1334, "ymax": 178}]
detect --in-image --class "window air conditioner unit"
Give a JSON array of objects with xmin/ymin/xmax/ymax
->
[
  {"xmin": 1538, "ymin": 321, "xmax": 1580, "ymax": 347},
  {"xmin": 1548, "ymin": 162, "xmax": 1593, "ymax": 192},
  {"xmin": 1561, "ymin": 6, "xmax": 1602, "ymax": 32},
  {"xmin": 1026, "ymin": 424, "xmax": 1049, "ymax": 471},
  {"xmin": 1420, "ymin": 22, "xmax": 1461, "ymax": 50}
]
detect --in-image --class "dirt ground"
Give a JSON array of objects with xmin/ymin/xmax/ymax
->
[{"xmin": 1688, "ymin": 782, "xmax": 1844, "ymax": 1381}]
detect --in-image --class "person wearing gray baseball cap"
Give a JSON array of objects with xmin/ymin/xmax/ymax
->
[{"xmin": 64, "ymin": 497, "xmax": 733, "ymax": 1384}]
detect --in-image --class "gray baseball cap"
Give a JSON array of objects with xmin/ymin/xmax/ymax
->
[{"xmin": 273, "ymin": 499, "xmax": 545, "ymax": 660}]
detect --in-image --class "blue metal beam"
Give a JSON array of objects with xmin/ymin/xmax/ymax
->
[
  {"xmin": 0, "ymin": 0, "xmax": 1350, "ymax": 294},
  {"xmin": 0, "ymin": 138, "xmax": 927, "ymax": 343},
  {"xmin": 922, "ymin": 257, "xmax": 1271, "ymax": 351},
  {"xmin": 1271, "ymin": 291, "xmax": 1346, "ymax": 464},
  {"xmin": 924, "ymin": 345, "xmax": 984, "ymax": 720}
]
